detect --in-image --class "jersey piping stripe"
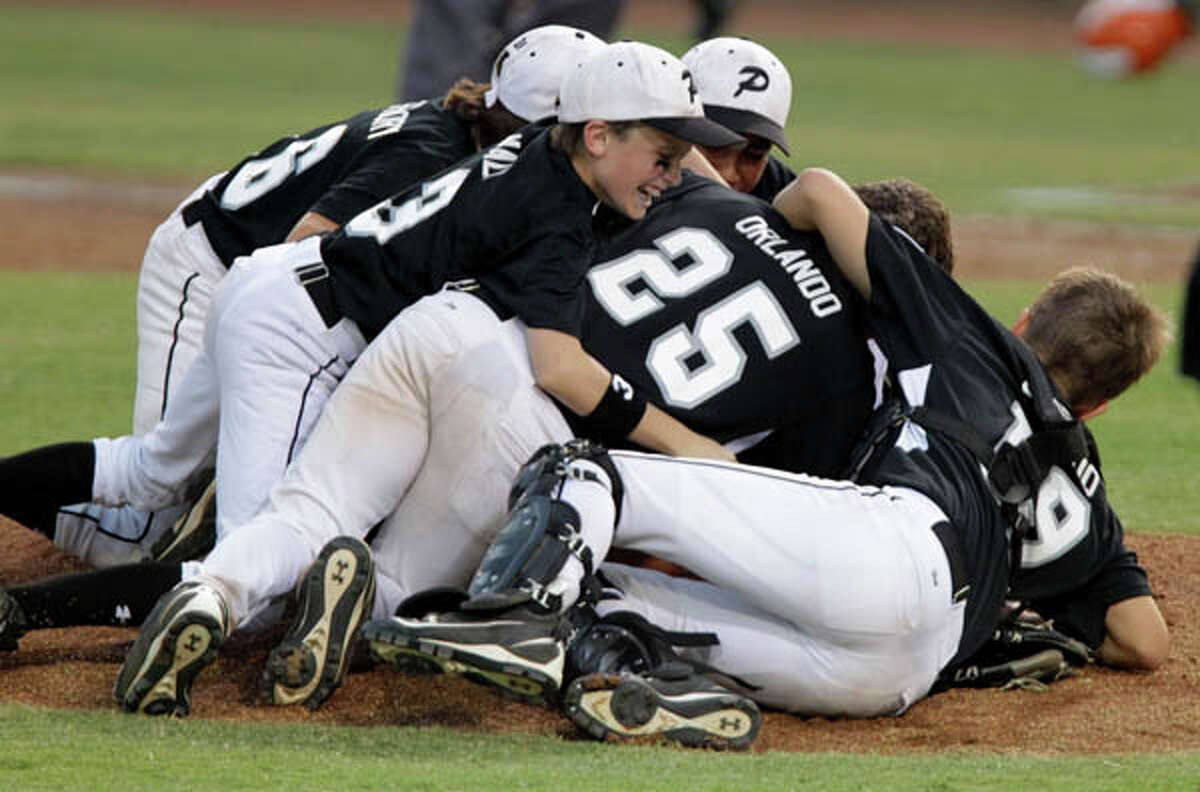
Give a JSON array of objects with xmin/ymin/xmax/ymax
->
[{"xmin": 285, "ymin": 354, "xmax": 342, "ymax": 465}]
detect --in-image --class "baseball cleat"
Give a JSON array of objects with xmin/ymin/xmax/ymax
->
[
  {"xmin": 262, "ymin": 536, "xmax": 376, "ymax": 709},
  {"xmin": 0, "ymin": 589, "xmax": 29, "ymax": 652},
  {"xmin": 150, "ymin": 477, "xmax": 217, "ymax": 564},
  {"xmin": 114, "ymin": 581, "xmax": 229, "ymax": 717},
  {"xmin": 362, "ymin": 608, "xmax": 566, "ymax": 705},
  {"xmin": 563, "ymin": 671, "xmax": 761, "ymax": 750}
]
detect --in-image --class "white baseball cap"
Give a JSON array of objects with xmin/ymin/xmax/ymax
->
[
  {"xmin": 558, "ymin": 41, "xmax": 745, "ymax": 148},
  {"xmin": 682, "ymin": 37, "xmax": 792, "ymax": 154},
  {"xmin": 484, "ymin": 25, "xmax": 607, "ymax": 123}
]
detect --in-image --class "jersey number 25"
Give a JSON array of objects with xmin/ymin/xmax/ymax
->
[{"xmin": 589, "ymin": 227, "xmax": 800, "ymax": 408}]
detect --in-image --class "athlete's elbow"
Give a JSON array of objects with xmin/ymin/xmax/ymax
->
[
  {"xmin": 1100, "ymin": 624, "xmax": 1170, "ymax": 671},
  {"xmin": 1128, "ymin": 627, "xmax": 1170, "ymax": 671}
]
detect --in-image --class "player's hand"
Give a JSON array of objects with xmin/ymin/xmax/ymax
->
[{"xmin": 1075, "ymin": 0, "xmax": 1195, "ymax": 78}]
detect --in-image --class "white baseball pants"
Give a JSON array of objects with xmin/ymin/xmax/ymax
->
[
  {"xmin": 197, "ymin": 289, "xmax": 572, "ymax": 627},
  {"xmin": 55, "ymin": 175, "xmax": 226, "ymax": 565},
  {"xmin": 90, "ymin": 236, "xmax": 365, "ymax": 543},
  {"xmin": 561, "ymin": 452, "xmax": 966, "ymax": 718}
]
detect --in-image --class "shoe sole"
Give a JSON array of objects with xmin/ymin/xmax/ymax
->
[
  {"xmin": 563, "ymin": 673, "xmax": 761, "ymax": 750},
  {"xmin": 362, "ymin": 621, "xmax": 560, "ymax": 705},
  {"xmin": 151, "ymin": 479, "xmax": 218, "ymax": 564},
  {"xmin": 114, "ymin": 592, "xmax": 224, "ymax": 717},
  {"xmin": 262, "ymin": 536, "xmax": 375, "ymax": 709}
]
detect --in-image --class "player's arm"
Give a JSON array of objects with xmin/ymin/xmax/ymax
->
[
  {"xmin": 771, "ymin": 168, "xmax": 872, "ymax": 299},
  {"xmin": 1096, "ymin": 594, "xmax": 1169, "ymax": 670},
  {"xmin": 285, "ymin": 211, "xmax": 339, "ymax": 242},
  {"xmin": 526, "ymin": 327, "xmax": 735, "ymax": 461}
]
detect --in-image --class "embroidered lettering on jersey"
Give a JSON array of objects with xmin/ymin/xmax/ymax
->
[
  {"xmin": 481, "ymin": 132, "xmax": 524, "ymax": 180},
  {"xmin": 367, "ymin": 101, "xmax": 424, "ymax": 140},
  {"xmin": 733, "ymin": 215, "xmax": 843, "ymax": 319}
]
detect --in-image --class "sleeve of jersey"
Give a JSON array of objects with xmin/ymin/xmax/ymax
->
[
  {"xmin": 1029, "ymin": 546, "xmax": 1153, "ymax": 648},
  {"xmin": 309, "ymin": 137, "xmax": 464, "ymax": 225},
  {"xmin": 863, "ymin": 213, "xmax": 970, "ymax": 368},
  {"xmin": 482, "ymin": 232, "xmax": 591, "ymax": 336}
]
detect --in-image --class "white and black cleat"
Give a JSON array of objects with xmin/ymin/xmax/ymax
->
[
  {"xmin": 563, "ymin": 671, "xmax": 761, "ymax": 750},
  {"xmin": 150, "ymin": 477, "xmax": 217, "ymax": 564},
  {"xmin": 362, "ymin": 608, "xmax": 565, "ymax": 705},
  {"xmin": 261, "ymin": 535, "xmax": 376, "ymax": 709},
  {"xmin": 113, "ymin": 581, "xmax": 229, "ymax": 717}
]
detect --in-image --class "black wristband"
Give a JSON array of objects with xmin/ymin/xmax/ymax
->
[{"xmin": 583, "ymin": 373, "xmax": 648, "ymax": 442}]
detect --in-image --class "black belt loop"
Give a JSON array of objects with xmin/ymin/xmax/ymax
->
[
  {"xmin": 181, "ymin": 200, "xmax": 203, "ymax": 227},
  {"xmin": 931, "ymin": 521, "xmax": 970, "ymax": 604},
  {"xmin": 295, "ymin": 262, "xmax": 340, "ymax": 328}
]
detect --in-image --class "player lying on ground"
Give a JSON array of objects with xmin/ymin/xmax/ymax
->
[
  {"xmin": 0, "ymin": 25, "xmax": 607, "ymax": 568},
  {"xmin": 362, "ymin": 166, "xmax": 1169, "ymax": 743},
  {"xmin": 95, "ymin": 171, "xmax": 955, "ymax": 729}
]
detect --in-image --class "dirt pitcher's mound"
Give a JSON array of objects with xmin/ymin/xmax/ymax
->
[{"xmin": 1, "ymin": 517, "xmax": 1198, "ymax": 753}]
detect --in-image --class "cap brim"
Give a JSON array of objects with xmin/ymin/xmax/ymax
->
[
  {"xmin": 643, "ymin": 116, "xmax": 745, "ymax": 148},
  {"xmin": 703, "ymin": 105, "xmax": 790, "ymax": 155}
]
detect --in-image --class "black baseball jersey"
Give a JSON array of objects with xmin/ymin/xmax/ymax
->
[
  {"xmin": 749, "ymin": 156, "xmax": 797, "ymax": 203},
  {"xmin": 575, "ymin": 172, "xmax": 874, "ymax": 475},
  {"xmin": 321, "ymin": 126, "xmax": 600, "ymax": 342},
  {"xmin": 182, "ymin": 100, "xmax": 474, "ymax": 268},
  {"xmin": 857, "ymin": 215, "xmax": 1151, "ymax": 661}
]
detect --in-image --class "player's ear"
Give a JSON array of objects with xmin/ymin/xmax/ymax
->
[
  {"xmin": 582, "ymin": 120, "xmax": 611, "ymax": 157},
  {"xmin": 1076, "ymin": 399, "xmax": 1109, "ymax": 421},
  {"xmin": 1011, "ymin": 308, "xmax": 1032, "ymax": 337}
]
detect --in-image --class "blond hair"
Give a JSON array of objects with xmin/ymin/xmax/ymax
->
[{"xmin": 1022, "ymin": 267, "xmax": 1169, "ymax": 410}]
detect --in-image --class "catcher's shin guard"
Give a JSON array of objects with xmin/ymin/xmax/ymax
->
[{"xmin": 465, "ymin": 441, "xmax": 622, "ymax": 614}]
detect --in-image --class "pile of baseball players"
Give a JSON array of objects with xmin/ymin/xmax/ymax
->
[{"xmin": 0, "ymin": 24, "xmax": 1170, "ymax": 751}]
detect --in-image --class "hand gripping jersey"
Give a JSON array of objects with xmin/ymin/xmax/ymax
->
[
  {"xmin": 855, "ymin": 216, "xmax": 1151, "ymax": 661},
  {"xmin": 577, "ymin": 173, "xmax": 874, "ymax": 476},
  {"xmin": 182, "ymin": 100, "xmax": 474, "ymax": 268},
  {"xmin": 320, "ymin": 126, "xmax": 600, "ymax": 342}
]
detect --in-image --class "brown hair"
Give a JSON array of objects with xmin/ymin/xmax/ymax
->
[
  {"xmin": 853, "ymin": 179, "xmax": 954, "ymax": 275},
  {"xmin": 1022, "ymin": 267, "xmax": 1169, "ymax": 410},
  {"xmin": 549, "ymin": 120, "xmax": 641, "ymax": 157},
  {"xmin": 443, "ymin": 78, "xmax": 526, "ymax": 149}
]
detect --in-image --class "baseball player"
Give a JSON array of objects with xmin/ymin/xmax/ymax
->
[
  {"xmin": 367, "ymin": 166, "xmax": 1169, "ymax": 733},
  {"xmin": 683, "ymin": 37, "xmax": 797, "ymax": 200},
  {"xmin": 110, "ymin": 40, "xmax": 746, "ymax": 717},
  {"xmin": 0, "ymin": 25, "xmax": 606, "ymax": 567}
]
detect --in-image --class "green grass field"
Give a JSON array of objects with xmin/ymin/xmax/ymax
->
[{"xmin": 1, "ymin": 3, "xmax": 1198, "ymax": 787}]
